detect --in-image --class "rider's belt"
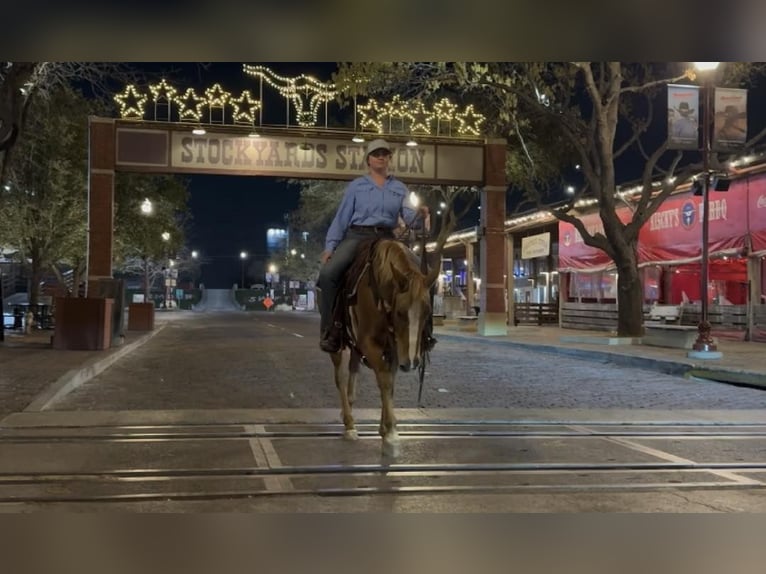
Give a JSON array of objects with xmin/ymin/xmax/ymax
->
[{"xmin": 350, "ymin": 225, "xmax": 393, "ymax": 234}]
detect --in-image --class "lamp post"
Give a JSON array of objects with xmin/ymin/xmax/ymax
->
[
  {"xmin": 161, "ymin": 231, "xmax": 170, "ymax": 309},
  {"xmin": 691, "ymin": 62, "xmax": 720, "ymax": 356},
  {"xmin": 240, "ymin": 251, "xmax": 248, "ymax": 288}
]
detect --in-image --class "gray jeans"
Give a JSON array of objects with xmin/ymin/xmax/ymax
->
[{"xmin": 317, "ymin": 229, "xmax": 395, "ymax": 334}]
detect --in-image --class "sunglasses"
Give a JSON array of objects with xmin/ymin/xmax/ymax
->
[{"xmin": 369, "ymin": 149, "xmax": 391, "ymax": 158}]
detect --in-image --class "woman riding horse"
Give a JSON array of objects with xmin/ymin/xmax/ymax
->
[{"xmin": 317, "ymin": 138, "xmax": 430, "ymax": 353}]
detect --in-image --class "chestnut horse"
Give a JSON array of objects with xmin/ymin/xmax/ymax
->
[{"xmin": 328, "ymin": 238, "xmax": 439, "ymax": 457}]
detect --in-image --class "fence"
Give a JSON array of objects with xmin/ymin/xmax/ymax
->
[
  {"xmin": 514, "ymin": 302, "xmax": 559, "ymax": 326},
  {"xmin": 560, "ymin": 302, "xmax": 766, "ymax": 340}
]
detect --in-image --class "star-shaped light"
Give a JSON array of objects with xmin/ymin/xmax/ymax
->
[
  {"xmin": 114, "ymin": 85, "xmax": 148, "ymax": 119},
  {"xmin": 358, "ymin": 99, "xmax": 383, "ymax": 133},
  {"xmin": 175, "ymin": 88, "xmax": 206, "ymax": 122},
  {"xmin": 231, "ymin": 90, "xmax": 261, "ymax": 124},
  {"xmin": 148, "ymin": 79, "xmax": 177, "ymax": 104},
  {"xmin": 205, "ymin": 83, "xmax": 231, "ymax": 107},
  {"xmin": 384, "ymin": 95, "xmax": 408, "ymax": 120},
  {"xmin": 432, "ymin": 97, "xmax": 458, "ymax": 136},
  {"xmin": 432, "ymin": 98, "xmax": 458, "ymax": 121},
  {"xmin": 408, "ymin": 100, "xmax": 433, "ymax": 134},
  {"xmin": 456, "ymin": 104, "xmax": 485, "ymax": 136}
]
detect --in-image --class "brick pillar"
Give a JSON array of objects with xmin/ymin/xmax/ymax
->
[
  {"xmin": 478, "ymin": 138, "xmax": 508, "ymax": 336},
  {"xmin": 87, "ymin": 117, "xmax": 115, "ymax": 296}
]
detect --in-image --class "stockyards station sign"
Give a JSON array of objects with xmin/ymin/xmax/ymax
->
[{"xmin": 114, "ymin": 126, "xmax": 485, "ymax": 186}]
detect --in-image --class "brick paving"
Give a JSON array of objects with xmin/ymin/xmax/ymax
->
[{"xmin": 1, "ymin": 310, "xmax": 764, "ymax": 418}]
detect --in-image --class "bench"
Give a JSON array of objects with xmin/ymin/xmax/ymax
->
[
  {"xmin": 457, "ymin": 315, "xmax": 478, "ymax": 331},
  {"xmin": 642, "ymin": 323, "xmax": 701, "ymax": 350},
  {"xmin": 646, "ymin": 304, "xmax": 682, "ymax": 324},
  {"xmin": 432, "ymin": 314, "xmax": 445, "ymax": 326}
]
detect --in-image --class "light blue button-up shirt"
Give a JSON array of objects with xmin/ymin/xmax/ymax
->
[{"xmin": 324, "ymin": 175, "xmax": 419, "ymax": 252}]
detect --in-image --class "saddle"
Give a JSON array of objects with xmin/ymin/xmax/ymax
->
[
  {"xmin": 330, "ymin": 238, "xmax": 380, "ymax": 352},
  {"xmin": 330, "ymin": 238, "xmax": 436, "ymax": 358}
]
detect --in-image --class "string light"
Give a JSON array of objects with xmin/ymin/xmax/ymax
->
[
  {"xmin": 205, "ymin": 83, "xmax": 231, "ymax": 107},
  {"xmin": 231, "ymin": 90, "xmax": 261, "ymax": 125},
  {"xmin": 111, "ymin": 66, "xmax": 486, "ymax": 138},
  {"xmin": 148, "ymin": 79, "xmax": 177, "ymax": 104},
  {"xmin": 408, "ymin": 100, "xmax": 433, "ymax": 134},
  {"xmin": 114, "ymin": 85, "xmax": 148, "ymax": 119},
  {"xmin": 456, "ymin": 104, "xmax": 485, "ymax": 135},
  {"xmin": 242, "ymin": 64, "xmax": 336, "ymax": 127},
  {"xmin": 358, "ymin": 99, "xmax": 384, "ymax": 133},
  {"xmin": 175, "ymin": 88, "xmax": 206, "ymax": 122}
]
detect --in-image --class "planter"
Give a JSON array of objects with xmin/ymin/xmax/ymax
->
[
  {"xmin": 52, "ymin": 297, "xmax": 113, "ymax": 350},
  {"xmin": 128, "ymin": 302, "xmax": 155, "ymax": 331}
]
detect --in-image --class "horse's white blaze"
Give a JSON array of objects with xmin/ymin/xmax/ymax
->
[{"xmin": 408, "ymin": 305, "xmax": 420, "ymax": 362}]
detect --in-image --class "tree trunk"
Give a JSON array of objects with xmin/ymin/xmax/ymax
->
[
  {"xmin": 143, "ymin": 257, "xmax": 150, "ymax": 300},
  {"xmin": 615, "ymin": 263, "xmax": 644, "ymax": 337},
  {"xmin": 29, "ymin": 262, "xmax": 41, "ymax": 306}
]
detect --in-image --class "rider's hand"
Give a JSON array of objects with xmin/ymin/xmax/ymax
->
[{"xmin": 320, "ymin": 250, "xmax": 332, "ymax": 264}]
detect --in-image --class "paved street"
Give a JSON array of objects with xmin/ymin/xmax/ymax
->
[{"xmin": 49, "ymin": 311, "xmax": 766, "ymax": 412}]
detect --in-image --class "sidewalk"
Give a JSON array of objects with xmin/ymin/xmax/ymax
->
[
  {"xmin": 0, "ymin": 312, "xmax": 181, "ymax": 418},
  {"xmin": 435, "ymin": 321, "xmax": 766, "ymax": 388}
]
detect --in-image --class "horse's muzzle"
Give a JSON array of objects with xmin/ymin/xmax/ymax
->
[{"xmin": 399, "ymin": 358, "xmax": 420, "ymax": 372}]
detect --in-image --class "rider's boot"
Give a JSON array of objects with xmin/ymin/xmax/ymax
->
[
  {"xmin": 320, "ymin": 300, "xmax": 345, "ymax": 353},
  {"xmin": 320, "ymin": 321, "xmax": 343, "ymax": 353}
]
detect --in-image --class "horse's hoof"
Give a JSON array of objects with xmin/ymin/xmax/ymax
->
[
  {"xmin": 343, "ymin": 429, "xmax": 359, "ymax": 441},
  {"xmin": 381, "ymin": 434, "xmax": 400, "ymax": 458}
]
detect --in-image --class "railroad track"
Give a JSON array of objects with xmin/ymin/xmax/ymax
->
[{"xmin": 1, "ymin": 420, "xmax": 765, "ymax": 504}]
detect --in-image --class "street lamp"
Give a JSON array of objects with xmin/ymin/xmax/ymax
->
[
  {"xmin": 240, "ymin": 251, "xmax": 248, "ymax": 288},
  {"xmin": 140, "ymin": 198, "xmax": 153, "ymax": 215},
  {"xmin": 690, "ymin": 62, "xmax": 721, "ymax": 357},
  {"xmin": 161, "ymin": 231, "xmax": 171, "ymax": 308}
]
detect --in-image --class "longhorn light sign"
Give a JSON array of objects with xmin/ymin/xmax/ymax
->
[{"xmin": 115, "ymin": 126, "xmax": 484, "ymax": 185}]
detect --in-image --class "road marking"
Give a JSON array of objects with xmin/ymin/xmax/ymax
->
[
  {"xmin": 567, "ymin": 425, "xmax": 764, "ymax": 486},
  {"xmin": 245, "ymin": 425, "xmax": 293, "ymax": 492}
]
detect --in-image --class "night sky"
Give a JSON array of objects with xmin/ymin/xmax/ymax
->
[{"xmin": 186, "ymin": 175, "xmax": 300, "ymax": 288}]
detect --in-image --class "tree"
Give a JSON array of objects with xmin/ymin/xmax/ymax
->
[
  {"xmin": 112, "ymin": 173, "xmax": 191, "ymax": 300},
  {"xmin": 334, "ymin": 62, "xmax": 766, "ymax": 337},
  {"xmin": 0, "ymin": 62, "xmax": 133, "ymax": 183},
  {"xmin": 0, "ymin": 85, "xmax": 93, "ymax": 305},
  {"xmin": 278, "ymin": 179, "xmax": 345, "ymax": 283}
]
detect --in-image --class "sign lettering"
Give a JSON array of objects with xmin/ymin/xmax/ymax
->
[{"xmin": 171, "ymin": 133, "xmax": 435, "ymax": 179}]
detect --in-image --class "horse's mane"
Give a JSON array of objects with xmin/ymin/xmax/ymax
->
[{"xmin": 373, "ymin": 240, "xmax": 429, "ymax": 299}]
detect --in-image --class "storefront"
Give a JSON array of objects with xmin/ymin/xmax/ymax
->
[{"xmin": 558, "ymin": 170, "xmax": 766, "ymax": 335}]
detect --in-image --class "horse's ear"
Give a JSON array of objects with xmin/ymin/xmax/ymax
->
[{"xmin": 390, "ymin": 264, "xmax": 409, "ymax": 291}]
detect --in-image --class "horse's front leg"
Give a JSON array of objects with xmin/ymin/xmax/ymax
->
[
  {"xmin": 373, "ymin": 367, "xmax": 399, "ymax": 457},
  {"xmin": 331, "ymin": 350, "xmax": 357, "ymax": 440},
  {"xmin": 348, "ymin": 348, "xmax": 361, "ymax": 408}
]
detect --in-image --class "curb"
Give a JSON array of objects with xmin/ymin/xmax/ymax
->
[
  {"xmin": 23, "ymin": 324, "xmax": 168, "ymax": 412},
  {"xmin": 435, "ymin": 331, "xmax": 764, "ymax": 384}
]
